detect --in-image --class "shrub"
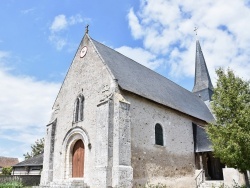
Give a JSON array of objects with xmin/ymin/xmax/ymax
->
[
  {"xmin": 1, "ymin": 167, "xmax": 12, "ymax": 175},
  {"xmin": 0, "ymin": 181, "xmax": 23, "ymax": 188}
]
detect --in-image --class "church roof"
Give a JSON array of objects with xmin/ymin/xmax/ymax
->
[
  {"xmin": 13, "ymin": 154, "xmax": 43, "ymax": 167},
  {"xmin": 91, "ymin": 37, "xmax": 214, "ymax": 123},
  {"xmin": 192, "ymin": 40, "xmax": 213, "ymax": 96}
]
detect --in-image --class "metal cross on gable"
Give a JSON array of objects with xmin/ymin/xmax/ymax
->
[
  {"xmin": 85, "ymin": 24, "xmax": 89, "ymax": 34},
  {"xmin": 194, "ymin": 26, "xmax": 198, "ymax": 36}
]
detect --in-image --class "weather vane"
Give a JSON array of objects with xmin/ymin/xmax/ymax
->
[
  {"xmin": 194, "ymin": 26, "xmax": 198, "ymax": 36},
  {"xmin": 85, "ymin": 24, "xmax": 89, "ymax": 34}
]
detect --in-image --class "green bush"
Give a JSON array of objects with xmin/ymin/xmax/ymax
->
[
  {"xmin": 0, "ymin": 181, "xmax": 23, "ymax": 188},
  {"xmin": 1, "ymin": 167, "xmax": 12, "ymax": 175}
]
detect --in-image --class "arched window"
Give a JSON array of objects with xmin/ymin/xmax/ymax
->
[
  {"xmin": 155, "ymin": 123, "xmax": 163, "ymax": 146},
  {"xmin": 74, "ymin": 95, "xmax": 84, "ymax": 122},
  {"xmin": 75, "ymin": 98, "xmax": 80, "ymax": 122},
  {"xmin": 79, "ymin": 96, "xmax": 84, "ymax": 121}
]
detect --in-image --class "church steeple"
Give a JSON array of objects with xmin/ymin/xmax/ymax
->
[{"xmin": 192, "ymin": 40, "xmax": 213, "ymax": 101}]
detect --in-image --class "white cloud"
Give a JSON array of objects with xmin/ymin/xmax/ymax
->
[
  {"xmin": 116, "ymin": 46, "xmax": 163, "ymax": 70},
  {"xmin": 0, "ymin": 52, "xmax": 60, "ymax": 158},
  {"xmin": 50, "ymin": 14, "xmax": 84, "ymax": 33},
  {"xmin": 21, "ymin": 8, "xmax": 35, "ymax": 14},
  {"xmin": 69, "ymin": 14, "xmax": 84, "ymax": 25},
  {"xmin": 0, "ymin": 69, "xmax": 59, "ymax": 130},
  {"xmin": 49, "ymin": 35, "xmax": 67, "ymax": 50},
  {"xmin": 128, "ymin": 8, "xmax": 143, "ymax": 39},
  {"xmin": 128, "ymin": 0, "xmax": 250, "ymax": 84},
  {"xmin": 0, "ymin": 51, "xmax": 10, "ymax": 59},
  {"xmin": 50, "ymin": 14, "xmax": 68, "ymax": 33},
  {"xmin": 49, "ymin": 14, "xmax": 85, "ymax": 50}
]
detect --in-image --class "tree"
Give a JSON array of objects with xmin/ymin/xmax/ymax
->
[
  {"xmin": 2, "ymin": 167, "xmax": 12, "ymax": 175},
  {"xmin": 23, "ymin": 138, "xmax": 45, "ymax": 160},
  {"xmin": 207, "ymin": 68, "xmax": 250, "ymax": 187}
]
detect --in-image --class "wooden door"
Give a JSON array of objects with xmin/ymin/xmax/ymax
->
[{"xmin": 72, "ymin": 140, "xmax": 84, "ymax": 177}]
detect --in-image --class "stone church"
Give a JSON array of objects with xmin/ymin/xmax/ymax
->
[{"xmin": 40, "ymin": 30, "xmax": 227, "ymax": 188}]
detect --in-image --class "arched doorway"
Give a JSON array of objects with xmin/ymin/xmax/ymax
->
[{"xmin": 72, "ymin": 139, "xmax": 84, "ymax": 177}]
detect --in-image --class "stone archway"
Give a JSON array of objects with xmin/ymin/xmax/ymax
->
[
  {"xmin": 72, "ymin": 140, "xmax": 84, "ymax": 177},
  {"xmin": 62, "ymin": 127, "xmax": 90, "ymax": 179}
]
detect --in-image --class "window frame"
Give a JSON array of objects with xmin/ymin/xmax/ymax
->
[
  {"xmin": 155, "ymin": 123, "xmax": 164, "ymax": 146},
  {"xmin": 74, "ymin": 95, "xmax": 84, "ymax": 123}
]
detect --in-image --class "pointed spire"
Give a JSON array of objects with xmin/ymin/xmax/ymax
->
[{"xmin": 192, "ymin": 40, "xmax": 213, "ymax": 101}]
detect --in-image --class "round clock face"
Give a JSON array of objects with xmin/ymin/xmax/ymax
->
[{"xmin": 80, "ymin": 46, "xmax": 87, "ymax": 58}]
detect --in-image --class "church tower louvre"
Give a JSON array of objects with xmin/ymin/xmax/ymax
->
[{"xmin": 192, "ymin": 40, "xmax": 214, "ymax": 101}]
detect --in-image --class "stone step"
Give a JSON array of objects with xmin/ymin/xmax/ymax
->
[
  {"xmin": 36, "ymin": 185, "xmax": 89, "ymax": 188},
  {"xmin": 36, "ymin": 179, "xmax": 90, "ymax": 188},
  {"xmin": 200, "ymin": 180, "xmax": 224, "ymax": 188}
]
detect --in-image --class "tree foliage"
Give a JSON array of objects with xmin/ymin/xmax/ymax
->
[
  {"xmin": 23, "ymin": 138, "xmax": 44, "ymax": 160},
  {"xmin": 207, "ymin": 68, "xmax": 250, "ymax": 172},
  {"xmin": 2, "ymin": 167, "xmax": 13, "ymax": 175}
]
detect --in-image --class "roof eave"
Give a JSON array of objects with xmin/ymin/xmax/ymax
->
[{"xmin": 13, "ymin": 164, "xmax": 43, "ymax": 167}]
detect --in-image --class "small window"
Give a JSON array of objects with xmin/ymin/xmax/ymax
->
[
  {"xmin": 74, "ymin": 95, "xmax": 84, "ymax": 122},
  {"xmin": 79, "ymin": 96, "xmax": 84, "ymax": 121},
  {"xmin": 155, "ymin": 123, "xmax": 163, "ymax": 146},
  {"xmin": 30, "ymin": 167, "xmax": 41, "ymax": 171},
  {"xmin": 75, "ymin": 98, "xmax": 80, "ymax": 122}
]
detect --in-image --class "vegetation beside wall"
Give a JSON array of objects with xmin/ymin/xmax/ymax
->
[
  {"xmin": 0, "ymin": 180, "xmax": 23, "ymax": 188},
  {"xmin": 0, "ymin": 175, "xmax": 40, "ymax": 187}
]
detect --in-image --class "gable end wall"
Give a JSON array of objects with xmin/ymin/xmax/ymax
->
[{"xmin": 41, "ymin": 35, "xmax": 116, "ymax": 187}]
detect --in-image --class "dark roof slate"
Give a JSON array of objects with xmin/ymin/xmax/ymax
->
[
  {"xmin": 91, "ymin": 38, "xmax": 214, "ymax": 122},
  {"xmin": 192, "ymin": 40, "xmax": 213, "ymax": 101},
  {"xmin": 13, "ymin": 154, "xmax": 43, "ymax": 167}
]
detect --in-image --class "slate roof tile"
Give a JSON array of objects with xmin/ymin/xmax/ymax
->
[
  {"xmin": 91, "ymin": 37, "xmax": 215, "ymax": 123},
  {"xmin": 13, "ymin": 154, "xmax": 43, "ymax": 167}
]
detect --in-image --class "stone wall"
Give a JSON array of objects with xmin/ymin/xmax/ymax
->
[
  {"xmin": 40, "ymin": 34, "xmax": 116, "ymax": 187},
  {"xmin": 112, "ymin": 95, "xmax": 133, "ymax": 187},
  {"xmin": 122, "ymin": 91, "xmax": 206, "ymax": 188},
  {"xmin": 223, "ymin": 168, "xmax": 245, "ymax": 187}
]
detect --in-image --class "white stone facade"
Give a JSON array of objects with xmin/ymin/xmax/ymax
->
[{"xmin": 40, "ymin": 34, "xmax": 209, "ymax": 188}]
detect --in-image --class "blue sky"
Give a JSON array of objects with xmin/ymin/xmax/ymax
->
[{"xmin": 1, "ymin": 0, "xmax": 250, "ymax": 161}]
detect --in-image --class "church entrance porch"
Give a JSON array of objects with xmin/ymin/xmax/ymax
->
[
  {"xmin": 195, "ymin": 152, "xmax": 225, "ymax": 180},
  {"xmin": 195, "ymin": 152, "xmax": 225, "ymax": 188},
  {"xmin": 206, "ymin": 152, "xmax": 225, "ymax": 180},
  {"xmin": 72, "ymin": 139, "xmax": 85, "ymax": 178}
]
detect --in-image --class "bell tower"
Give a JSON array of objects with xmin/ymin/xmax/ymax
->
[{"xmin": 192, "ymin": 40, "xmax": 213, "ymax": 101}]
